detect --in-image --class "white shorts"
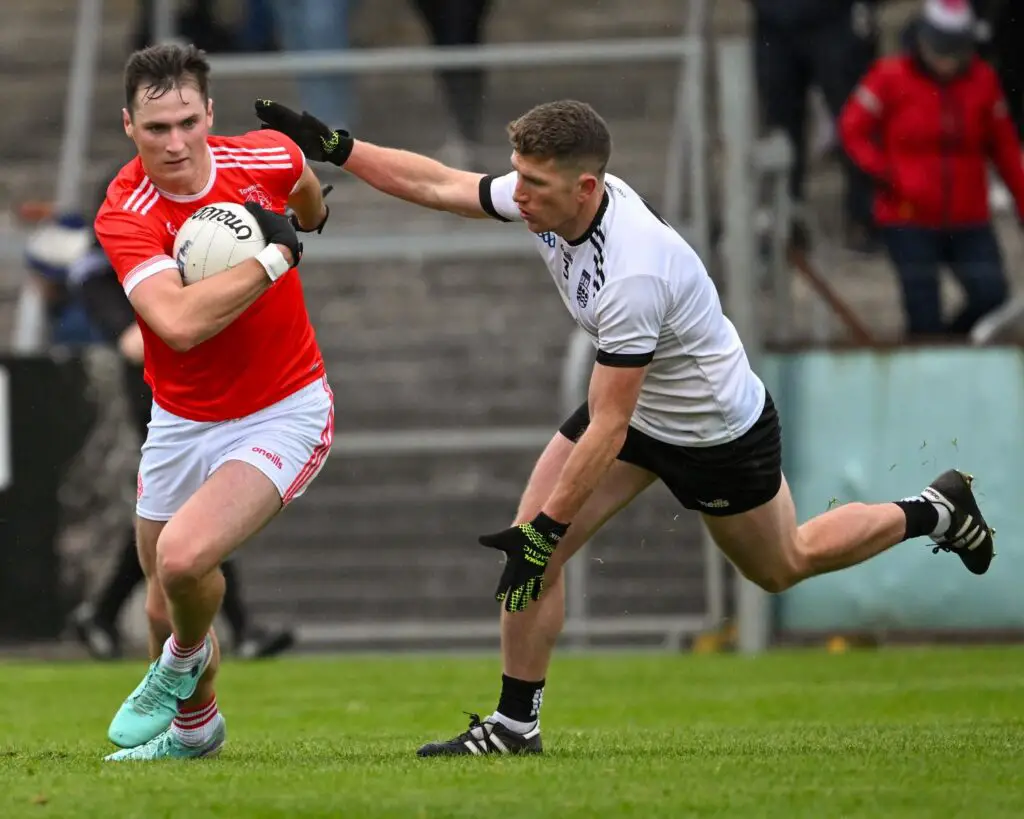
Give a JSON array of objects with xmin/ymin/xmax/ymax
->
[{"xmin": 136, "ymin": 375, "xmax": 334, "ymax": 521}]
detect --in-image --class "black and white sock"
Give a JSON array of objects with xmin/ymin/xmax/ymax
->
[
  {"xmin": 895, "ymin": 494, "xmax": 951, "ymax": 541},
  {"xmin": 492, "ymin": 674, "xmax": 544, "ymax": 733}
]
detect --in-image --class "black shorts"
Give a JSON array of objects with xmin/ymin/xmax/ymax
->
[{"xmin": 558, "ymin": 392, "xmax": 783, "ymax": 516}]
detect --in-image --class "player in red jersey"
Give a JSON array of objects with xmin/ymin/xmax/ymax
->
[{"xmin": 94, "ymin": 44, "xmax": 335, "ymax": 761}]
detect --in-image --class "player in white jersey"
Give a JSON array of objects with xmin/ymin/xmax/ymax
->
[{"xmin": 255, "ymin": 99, "xmax": 995, "ymax": 756}]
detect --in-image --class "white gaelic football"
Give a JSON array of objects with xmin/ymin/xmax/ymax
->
[{"xmin": 172, "ymin": 201, "xmax": 266, "ymax": 285}]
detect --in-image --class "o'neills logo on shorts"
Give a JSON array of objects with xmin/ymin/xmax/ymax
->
[
  {"xmin": 191, "ymin": 205, "xmax": 254, "ymax": 239},
  {"xmin": 252, "ymin": 447, "xmax": 283, "ymax": 469}
]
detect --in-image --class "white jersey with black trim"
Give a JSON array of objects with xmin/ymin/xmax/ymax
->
[{"xmin": 479, "ymin": 171, "xmax": 765, "ymax": 447}]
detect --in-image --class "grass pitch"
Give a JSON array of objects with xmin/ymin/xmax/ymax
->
[{"xmin": 1, "ymin": 646, "xmax": 1022, "ymax": 818}]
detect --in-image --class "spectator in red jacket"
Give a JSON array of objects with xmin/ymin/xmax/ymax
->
[{"xmin": 839, "ymin": 0, "xmax": 1024, "ymax": 338}]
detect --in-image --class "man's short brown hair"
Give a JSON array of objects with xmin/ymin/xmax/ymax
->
[
  {"xmin": 507, "ymin": 100, "xmax": 612, "ymax": 174},
  {"xmin": 124, "ymin": 43, "xmax": 211, "ymax": 113}
]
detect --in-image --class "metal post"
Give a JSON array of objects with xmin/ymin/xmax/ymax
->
[
  {"xmin": 663, "ymin": 0, "xmax": 708, "ymax": 255},
  {"xmin": 752, "ymin": 131, "xmax": 795, "ymax": 345},
  {"xmin": 153, "ymin": 0, "xmax": 177, "ymax": 44},
  {"xmin": 14, "ymin": 0, "xmax": 104, "ymax": 353},
  {"xmin": 716, "ymin": 39, "xmax": 770, "ymax": 655},
  {"xmin": 54, "ymin": 0, "xmax": 103, "ymax": 214},
  {"xmin": 560, "ymin": 327, "xmax": 596, "ymax": 649},
  {"xmin": 686, "ymin": 10, "xmax": 710, "ymax": 261}
]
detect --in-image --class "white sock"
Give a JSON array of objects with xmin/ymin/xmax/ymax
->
[
  {"xmin": 489, "ymin": 711, "xmax": 538, "ymax": 734},
  {"xmin": 172, "ymin": 696, "xmax": 220, "ymax": 747},
  {"xmin": 159, "ymin": 634, "xmax": 208, "ymax": 674}
]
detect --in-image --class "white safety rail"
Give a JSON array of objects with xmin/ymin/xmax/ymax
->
[{"xmin": 14, "ymin": 0, "xmax": 785, "ymax": 653}]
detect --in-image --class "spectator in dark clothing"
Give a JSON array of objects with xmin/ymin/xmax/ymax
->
[
  {"xmin": 839, "ymin": 0, "xmax": 1024, "ymax": 338},
  {"xmin": 972, "ymin": 0, "xmax": 1024, "ymax": 139},
  {"xmin": 409, "ymin": 0, "xmax": 492, "ymax": 168},
  {"xmin": 132, "ymin": 0, "xmax": 237, "ymax": 52},
  {"xmin": 751, "ymin": 0, "xmax": 880, "ymax": 250}
]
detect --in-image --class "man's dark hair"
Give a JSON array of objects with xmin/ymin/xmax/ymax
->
[
  {"xmin": 124, "ymin": 43, "xmax": 211, "ymax": 114},
  {"xmin": 507, "ymin": 100, "xmax": 612, "ymax": 174}
]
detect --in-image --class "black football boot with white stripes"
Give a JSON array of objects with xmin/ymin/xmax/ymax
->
[
  {"xmin": 922, "ymin": 469, "xmax": 995, "ymax": 575},
  {"xmin": 416, "ymin": 713, "xmax": 542, "ymax": 757}
]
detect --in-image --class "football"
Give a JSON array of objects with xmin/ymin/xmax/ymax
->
[{"xmin": 172, "ymin": 201, "xmax": 266, "ymax": 286}]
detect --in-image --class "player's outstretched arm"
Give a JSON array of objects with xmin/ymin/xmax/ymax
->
[{"xmin": 255, "ymin": 99, "xmax": 488, "ymax": 219}]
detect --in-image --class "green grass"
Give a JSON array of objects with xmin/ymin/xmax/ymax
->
[{"xmin": 2, "ymin": 647, "xmax": 1023, "ymax": 818}]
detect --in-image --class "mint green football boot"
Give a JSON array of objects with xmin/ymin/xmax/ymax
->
[
  {"xmin": 104, "ymin": 714, "xmax": 226, "ymax": 761},
  {"xmin": 108, "ymin": 635, "xmax": 213, "ymax": 748}
]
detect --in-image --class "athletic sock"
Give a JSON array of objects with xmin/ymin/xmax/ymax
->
[
  {"xmin": 159, "ymin": 634, "xmax": 207, "ymax": 674},
  {"xmin": 493, "ymin": 674, "xmax": 544, "ymax": 733},
  {"xmin": 894, "ymin": 496, "xmax": 949, "ymax": 541},
  {"xmin": 172, "ymin": 696, "xmax": 220, "ymax": 747}
]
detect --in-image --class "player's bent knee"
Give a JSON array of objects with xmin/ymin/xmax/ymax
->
[
  {"xmin": 155, "ymin": 530, "xmax": 218, "ymax": 593},
  {"xmin": 744, "ymin": 570, "xmax": 795, "ymax": 595},
  {"xmin": 740, "ymin": 543, "xmax": 810, "ymax": 594}
]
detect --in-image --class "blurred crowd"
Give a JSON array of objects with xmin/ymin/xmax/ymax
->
[
  {"xmin": 14, "ymin": 0, "xmax": 1024, "ymax": 656},
  {"xmin": 753, "ymin": 0, "xmax": 1024, "ymax": 339},
  {"xmin": 120, "ymin": 0, "xmax": 1024, "ymax": 341},
  {"xmin": 133, "ymin": 0, "xmax": 492, "ymax": 168}
]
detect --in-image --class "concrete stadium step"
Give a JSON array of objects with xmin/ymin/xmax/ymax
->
[
  {"xmin": 0, "ymin": 0, "xmax": 718, "ymax": 207},
  {"xmin": 251, "ymin": 585, "xmax": 702, "ymax": 624},
  {"xmin": 238, "ymin": 453, "xmax": 707, "ymax": 625},
  {"xmin": 246, "ymin": 564, "xmax": 705, "ymax": 623}
]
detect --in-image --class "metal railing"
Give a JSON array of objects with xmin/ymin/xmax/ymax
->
[
  {"xmin": 204, "ymin": 39, "xmax": 709, "ymax": 258},
  {"xmin": 14, "ymin": 0, "xmax": 711, "ymax": 338},
  {"xmin": 16, "ymin": 0, "xmax": 771, "ymax": 652}
]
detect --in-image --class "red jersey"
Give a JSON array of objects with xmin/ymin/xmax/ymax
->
[
  {"xmin": 94, "ymin": 129, "xmax": 324, "ymax": 422},
  {"xmin": 839, "ymin": 54, "xmax": 1024, "ymax": 227}
]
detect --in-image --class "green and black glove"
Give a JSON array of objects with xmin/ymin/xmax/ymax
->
[
  {"xmin": 479, "ymin": 513, "xmax": 570, "ymax": 613},
  {"xmin": 244, "ymin": 201, "xmax": 302, "ymax": 265},
  {"xmin": 255, "ymin": 99, "xmax": 354, "ymax": 167}
]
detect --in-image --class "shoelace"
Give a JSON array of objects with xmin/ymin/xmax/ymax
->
[
  {"xmin": 112, "ymin": 727, "xmax": 179, "ymax": 760},
  {"xmin": 460, "ymin": 711, "xmax": 485, "ymax": 735},
  {"xmin": 456, "ymin": 711, "xmax": 493, "ymax": 751},
  {"xmin": 128, "ymin": 665, "xmax": 181, "ymax": 714}
]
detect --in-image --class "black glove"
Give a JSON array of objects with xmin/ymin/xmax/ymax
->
[
  {"xmin": 255, "ymin": 99, "xmax": 354, "ymax": 167},
  {"xmin": 479, "ymin": 513, "xmax": 570, "ymax": 613},
  {"xmin": 288, "ymin": 184, "xmax": 333, "ymax": 234},
  {"xmin": 244, "ymin": 201, "xmax": 303, "ymax": 266}
]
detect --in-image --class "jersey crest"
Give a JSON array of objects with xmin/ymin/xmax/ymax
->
[{"xmin": 576, "ymin": 269, "xmax": 591, "ymax": 308}]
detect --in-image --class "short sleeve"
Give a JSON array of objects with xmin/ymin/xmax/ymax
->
[
  {"xmin": 222, "ymin": 130, "xmax": 306, "ymax": 200},
  {"xmin": 94, "ymin": 205, "xmax": 176, "ymax": 297},
  {"xmin": 594, "ymin": 276, "xmax": 668, "ymax": 367},
  {"xmin": 478, "ymin": 172, "xmax": 522, "ymax": 222}
]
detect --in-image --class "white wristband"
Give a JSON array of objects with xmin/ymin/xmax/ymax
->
[{"xmin": 255, "ymin": 244, "xmax": 291, "ymax": 282}]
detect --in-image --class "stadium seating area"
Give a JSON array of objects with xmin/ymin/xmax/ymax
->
[{"xmin": 2, "ymin": 0, "xmax": 1022, "ymax": 640}]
